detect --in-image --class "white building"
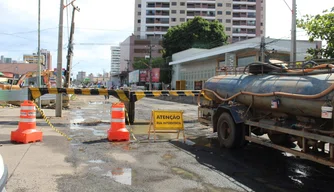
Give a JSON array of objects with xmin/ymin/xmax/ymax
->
[
  {"xmin": 170, "ymin": 37, "xmax": 321, "ymax": 90},
  {"xmin": 110, "ymin": 46, "xmax": 121, "ymax": 86},
  {"xmin": 134, "ymin": 0, "xmax": 266, "ymax": 42},
  {"xmin": 110, "ymin": 46, "xmax": 121, "ymax": 74}
]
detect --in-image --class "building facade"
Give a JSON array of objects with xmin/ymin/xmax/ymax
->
[
  {"xmin": 170, "ymin": 37, "xmax": 321, "ymax": 90},
  {"xmin": 110, "ymin": 46, "xmax": 121, "ymax": 75},
  {"xmin": 120, "ymin": 35, "xmax": 163, "ymax": 72},
  {"xmin": 23, "ymin": 54, "xmax": 45, "ymax": 66},
  {"xmin": 40, "ymin": 49, "xmax": 52, "ymax": 70},
  {"xmin": 134, "ymin": 0, "xmax": 265, "ymax": 42},
  {"xmin": 76, "ymin": 71, "xmax": 86, "ymax": 82}
]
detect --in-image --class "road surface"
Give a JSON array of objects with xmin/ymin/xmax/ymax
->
[{"xmin": 1, "ymin": 95, "xmax": 334, "ymax": 192}]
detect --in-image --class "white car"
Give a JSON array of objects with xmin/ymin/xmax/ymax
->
[{"xmin": 0, "ymin": 154, "xmax": 7, "ymax": 192}]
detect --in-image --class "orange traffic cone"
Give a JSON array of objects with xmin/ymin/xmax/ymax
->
[
  {"xmin": 11, "ymin": 100, "xmax": 43, "ymax": 144},
  {"xmin": 107, "ymin": 102, "xmax": 129, "ymax": 141}
]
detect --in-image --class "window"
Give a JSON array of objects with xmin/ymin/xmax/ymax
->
[
  {"xmin": 180, "ymin": 10, "xmax": 185, "ymax": 14},
  {"xmin": 138, "ymin": 4, "xmax": 141, "ymax": 8},
  {"xmin": 226, "ymin": 11, "xmax": 231, "ymax": 15},
  {"xmin": 217, "ymin": 11, "xmax": 222, "ymax": 15},
  {"xmin": 226, "ymin": 19, "xmax": 231, "ymax": 23},
  {"xmin": 172, "ymin": 18, "xmax": 176, "ymax": 22},
  {"xmin": 138, "ymin": 12, "xmax": 141, "ymax": 15},
  {"xmin": 218, "ymin": 19, "xmax": 222, "ymax": 23},
  {"xmin": 217, "ymin": 3, "xmax": 222, "ymax": 7},
  {"xmin": 172, "ymin": 10, "xmax": 176, "ymax": 14},
  {"xmin": 171, "ymin": 2, "xmax": 177, "ymax": 6},
  {"xmin": 226, "ymin": 27, "xmax": 231, "ymax": 31},
  {"xmin": 137, "ymin": 27, "xmax": 141, "ymax": 32},
  {"xmin": 180, "ymin": 18, "xmax": 185, "ymax": 22},
  {"xmin": 226, "ymin": 3, "xmax": 231, "ymax": 7},
  {"xmin": 137, "ymin": 19, "xmax": 141, "ymax": 23},
  {"xmin": 181, "ymin": 2, "xmax": 185, "ymax": 6}
]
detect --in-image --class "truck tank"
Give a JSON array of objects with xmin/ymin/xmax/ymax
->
[{"xmin": 204, "ymin": 71, "xmax": 334, "ymax": 119}]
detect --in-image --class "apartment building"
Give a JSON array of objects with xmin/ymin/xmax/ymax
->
[
  {"xmin": 110, "ymin": 46, "xmax": 121, "ymax": 75},
  {"xmin": 76, "ymin": 71, "xmax": 86, "ymax": 82},
  {"xmin": 134, "ymin": 0, "xmax": 265, "ymax": 42}
]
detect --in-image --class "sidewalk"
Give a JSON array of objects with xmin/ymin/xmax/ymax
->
[{"xmin": 0, "ymin": 107, "xmax": 75, "ymax": 192}]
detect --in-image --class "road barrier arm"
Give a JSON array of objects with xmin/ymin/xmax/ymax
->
[{"xmin": 28, "ymin": 88, "xmax": 130, "ymax": 101}]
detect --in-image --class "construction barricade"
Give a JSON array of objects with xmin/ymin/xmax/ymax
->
[
  {"xmin": 11, "ymin": 100, "xmax": 43, "ymax": 144},
  {"xmin": 107, "ymin": 102, "xmax": 130, "ymax": 141}
]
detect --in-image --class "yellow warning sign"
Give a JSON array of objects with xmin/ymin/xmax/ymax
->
[
  {"xmin": 148, "ymin": 110, "xmax": 185, "ymax": 142},
  {"xmin": 153, "ymin": 110, "xmax": 184, "ymax": 130}
]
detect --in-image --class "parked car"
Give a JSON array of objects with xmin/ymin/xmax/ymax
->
[{"xmin": 0, "ymin": 154, "xmax": 7, "ymax": 192}]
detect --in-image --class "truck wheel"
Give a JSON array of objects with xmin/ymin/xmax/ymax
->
[{"xmin": 217, "ymin": 113, "xmax": 241, "ymax": 149}]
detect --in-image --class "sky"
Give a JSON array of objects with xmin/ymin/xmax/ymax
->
[{"xmin": 0, "ymin": 0, "xmax": 333, "ymax": 77}]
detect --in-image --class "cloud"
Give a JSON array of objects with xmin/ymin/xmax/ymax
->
[{"xmin": 0, "ymin": 0, "xmax": 135, "ymax": 76}]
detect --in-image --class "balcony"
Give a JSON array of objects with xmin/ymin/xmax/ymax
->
[
  {"xmin": 187, "ymin": 3, "xmax": 215, "ymax": 9},
  {"xmin": 233, "ymin": 0, "xmax": 256, "ymax": 5}
]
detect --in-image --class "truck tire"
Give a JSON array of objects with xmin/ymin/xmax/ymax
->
[{"xmin": 217, "ymin": 113, "xmax": 241, "ymax": 149}]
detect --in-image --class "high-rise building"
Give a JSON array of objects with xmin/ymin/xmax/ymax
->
[
  {"xmin": 4, "ymin": 58, "xmax": 12, "ymax": 63},
  {"xmin": 110, "ymin": 46, "xmax": 121, "ymax": 75},
  {"xmin": 134, "ymin": 0, "xmax": 265, "ymax": 42},
  {"xmin": 23, "ymin": 49, "xmax": 52, "ymax": 70},
  {"xmin": 76, "ymin": 71, "xmax": 86, "ymax": 82}
]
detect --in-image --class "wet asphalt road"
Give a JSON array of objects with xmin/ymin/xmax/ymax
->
[{"xmin": 55, "ymin": 95, "xmax": 334, "ymax": 192}]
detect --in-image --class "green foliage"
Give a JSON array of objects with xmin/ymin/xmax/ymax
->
[
  {"xmin": 162, "ymin": 17, "xmax": 229, "ymax": 58},
  {"xmin": 297, "ymin": 7, "xmax": 334, "ymax": 59},
  {"xmin": 132, "ymin": 57, "xmax": 165, "ymax": 70}
]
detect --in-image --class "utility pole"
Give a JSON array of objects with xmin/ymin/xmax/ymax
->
[
  {"xmin": 148, "ymin": 44, "xmax": 153, "ymax": 91},
  {"xmin": 65, "ymin": 2, "xmax": 80, "ymax": 88},
  {"xmin": 290, "ymin": 0, "xmax": 297, "ymax": 67},
  {"xmin": 125, "ymin": 59, "xmax": 130, "ymax": 86},
  {"xmin": 56, "ymin": 0, "xmax": 64, "ymax": 117},
  {"xmin": 260, "ymin": 36, "xmax": 265, "ymax": 62},
  {"xmin": 36, "ymin": 0, "xmax": 42, "ymax": 118}
]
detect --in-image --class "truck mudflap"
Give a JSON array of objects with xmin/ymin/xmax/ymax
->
[{"xmin": 216, "ymin": 104, "xmax": 249, "ymax": 124}]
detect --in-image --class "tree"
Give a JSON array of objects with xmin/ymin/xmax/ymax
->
[
  {"xmin": 162, "ymin": 17, "xmax": 229, "ymax": 58},
  {"xmin": 297, "ymin": 7, "xmax": 334, "ymax": 59},
  {"xmin": 132, "ymin": 57, "xmax": 165, "ymax": 70}
]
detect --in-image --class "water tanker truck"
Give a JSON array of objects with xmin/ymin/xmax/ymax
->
[{"xmin": 198, "ymin": 61, "xmax": 334, "ymax": 166}]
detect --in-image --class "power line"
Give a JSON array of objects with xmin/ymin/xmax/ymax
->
[{"xmin": 282, "ymin": 0, "xmax": 292, "ymax": 12}]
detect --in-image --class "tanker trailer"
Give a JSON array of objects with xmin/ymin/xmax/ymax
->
[{"xmin": 198, "ymin": 62, "xmax": 334, "ymax": 166}]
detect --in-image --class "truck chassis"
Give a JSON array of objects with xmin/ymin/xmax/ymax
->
[{"xmin": 198, "ymin": 105, "xmax": 334, "ymax": 167}]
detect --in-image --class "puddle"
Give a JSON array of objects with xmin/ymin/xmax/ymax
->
[
  {"xmin": 289, "ymin": 176, "xmax": 303, "ymax": 185},
  {"xmin": 187, "ymin": 136, "xmax": 219, "ymax": 148},
  {"xmin": 70, "ymin": 117, "xmax": 85, "ymax": 124},
  {"xmin": 70, "ymin": 126, "xmax": 107, "ymax": 137},
  {"xmin": 89, "ymin": 101, "xmax": 104, "ymax": 105},
  {"xmin": 88, "ymin": 159, "xmax": 105, "ymax": 164},
  {"xmin": 103, "ymin": 168, "xmax": 132, "ymax": 185}
]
